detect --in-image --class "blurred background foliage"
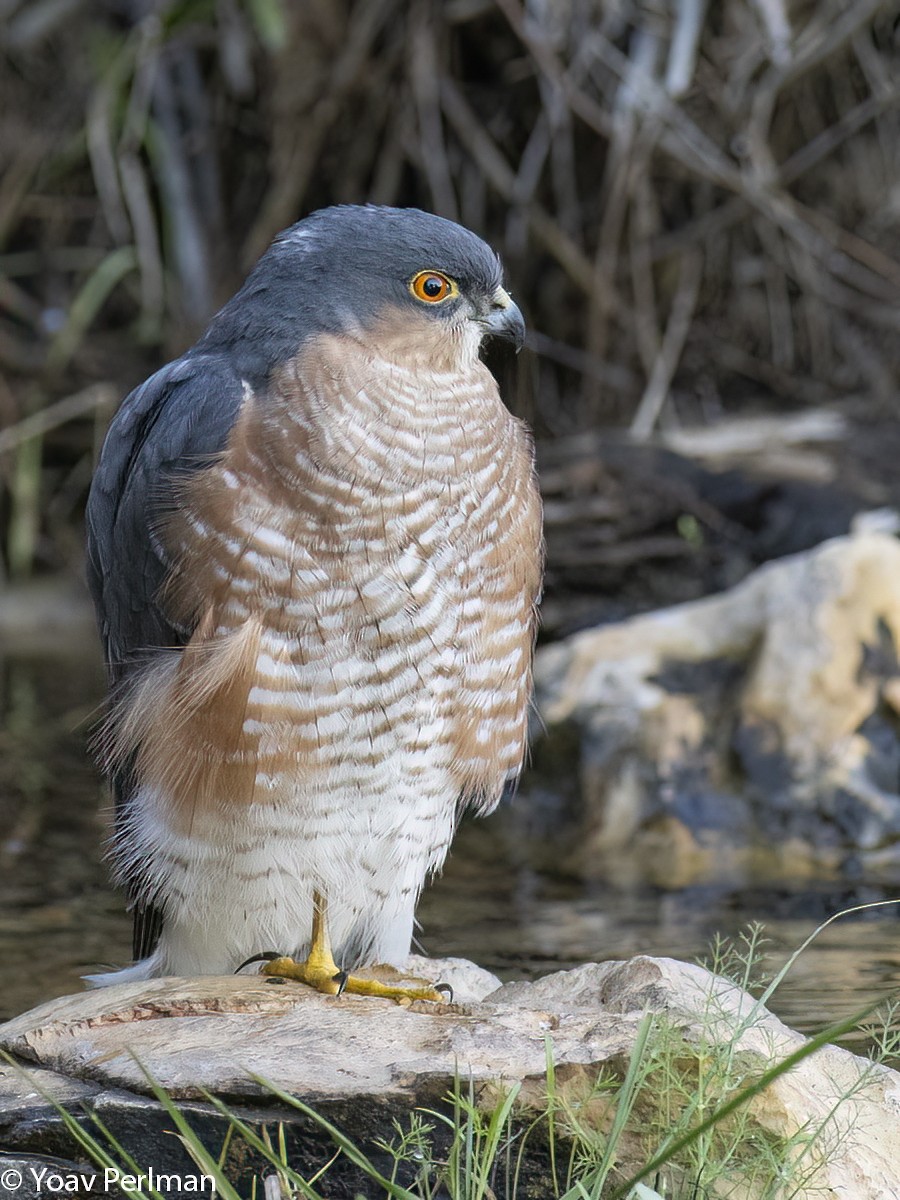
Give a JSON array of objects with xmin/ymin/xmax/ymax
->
[{"xmin": 1, "ymin": 0, "xmax": 899, "ymax": 623}]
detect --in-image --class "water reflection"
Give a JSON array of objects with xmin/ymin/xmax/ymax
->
[
  {"xmin": 2, "ymin": 649, "xmax": 899, "ymax": 1046},
  {"xmin": 419, "ymin": 816, "xmax": 900, "ymax": 1043},
  {"xmin": 0, "ymin": 650, "xmax": 131, "ymax": 1017}
]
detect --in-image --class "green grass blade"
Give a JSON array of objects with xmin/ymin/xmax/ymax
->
[
  {"xmin": 607, "ymin": 999, "xmax": 884, "ymax": 1199},
  {"xmin": 595, "ymin": 1009, "xmax": 655, "ymax": 1188},
  {"xmin": 247, "ymin": 1074, "xmax": 421, "ymax": 1199},
  {"xmin": 46, "ymin": 245, "xmax": 138, "ymax": 374},
  {"xmin": 756, "ymin": 900, "xmax": 900, "ymax": 1013},
  {"xmin": 132, "ymin": 1060, "xmax": 243, "ymax": 1200},
  {"xmin": 472, "ymin": 1081, "xmax": 520, "ymax": 1199},
  {"xmin": 1, "ymin": 1051, "xmax": 165, "ymax": 1200},
  {"xmin": 197, "ymin": 1091, "xmax": 328, "ymax": 1200}
]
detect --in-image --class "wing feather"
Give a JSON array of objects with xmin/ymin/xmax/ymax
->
[
  {"xmin": 85, "ymin": 350, "xmax": 247, "ymax": 960},
  {"xmin": 86, "ymin": 353, "xmax": 245, "ymax": 677}
]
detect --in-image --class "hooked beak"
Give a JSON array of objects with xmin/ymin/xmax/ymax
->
[{"xmin": 480, "ymin": 286, "xmax": 526, "ymax": 352}]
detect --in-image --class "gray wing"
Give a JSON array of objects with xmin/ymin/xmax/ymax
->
[
  {"xmin": 85, "ymin": 351, "xmax": 247, "ymax": 959},
  {"xmin": 86, "ymin": 352, "xmax": 246, "ymax": 683}
]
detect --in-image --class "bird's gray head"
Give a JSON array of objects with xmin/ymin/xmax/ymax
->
[{"xmin": 199, "ymin": 205, "xmax": 525, "ymax": 384}]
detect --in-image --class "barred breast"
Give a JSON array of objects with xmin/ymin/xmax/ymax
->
[{"xmin": 109, "ymin": 326, "xmax": 542, "ymax": 975}]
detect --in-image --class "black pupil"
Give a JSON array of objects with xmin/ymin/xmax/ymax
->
[{"xmin": 423, "ymin": 276, "xmax": 444, "ymax": 297}]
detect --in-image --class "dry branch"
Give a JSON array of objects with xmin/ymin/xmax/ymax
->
[
  {"xmin": 630, "ymin": 250, "xmax": 703, "ymax": 439},
  {"xmin": 0, "ymin": 385, "xmax": 117, "ymax": 455}
]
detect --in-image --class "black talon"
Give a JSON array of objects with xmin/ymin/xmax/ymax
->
[
  {"xmin": 334, "ymin": 970, "xmax": 349, "ymax": 996},
  {"xmin": 435, "ymin": 982, "xmax": 454, "ymax": 1004},
  {"xmin": 235, "ymin": 951, "xmax": 282, "ymax": 974}
]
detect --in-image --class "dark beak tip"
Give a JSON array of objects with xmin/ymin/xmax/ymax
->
[{"xmin": 485, "ymin": 301, "xmax": 526, "ymax": 353}]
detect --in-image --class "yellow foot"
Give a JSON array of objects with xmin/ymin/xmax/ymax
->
[
  {"xmin": 234, "ymin": 891, "xmax": 452, "ymax": 1004},
  {"xmin": 237, "ymin": 952, "xmax": 452, "ymax": 1004}
]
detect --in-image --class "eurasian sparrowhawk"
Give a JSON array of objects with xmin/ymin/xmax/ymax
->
[{"xmin": 86, "ymin": 205, "xmax": 542, "ymax": 999}]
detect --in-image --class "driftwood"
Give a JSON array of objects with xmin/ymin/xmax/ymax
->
[{"xmin": 535, "ymin": 400, "xmax": 889, "ymax": 635}]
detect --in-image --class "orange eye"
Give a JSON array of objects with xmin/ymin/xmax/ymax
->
[{"xmin": 410, "ymin": 271, "xmax": 456, "ymax": 303}]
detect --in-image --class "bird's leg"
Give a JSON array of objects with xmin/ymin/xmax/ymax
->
[
  {"xmin": 255, "ymin": 890, "xmax": 452, "ymax": 1003},
  {"xmin": 258, "ymin": 891, "xmax": 343, "ymax": 994}
]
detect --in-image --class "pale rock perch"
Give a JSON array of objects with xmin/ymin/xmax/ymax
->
[{"xmin": 85, "ymin": 204, "xmax": 542, "ymax": 997}]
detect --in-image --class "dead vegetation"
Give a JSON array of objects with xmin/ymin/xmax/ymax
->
[{"xmin": 0, "ymin": 0, "xmax": 899, "ymax": 595}]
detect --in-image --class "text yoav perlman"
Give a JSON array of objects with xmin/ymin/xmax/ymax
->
[{"xmin": 25, "ymin": 1166, "xmax": 216, "ymax": 1192}]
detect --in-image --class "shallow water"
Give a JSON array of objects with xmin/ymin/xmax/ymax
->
[{"xmin": 2, "ymin": 648, "xmax": 899, "ymax": 1049}]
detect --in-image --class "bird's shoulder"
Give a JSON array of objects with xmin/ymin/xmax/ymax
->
[
  {"xmin": 87, "ymin": 352, "xmax": 246, "ymax": 524},
  {"xmin": 85, "ymin": 349, "xmax": 250, "ymax": 671}
]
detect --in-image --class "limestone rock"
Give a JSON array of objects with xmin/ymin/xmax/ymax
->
[
  {"xmin": 2, "ymin": 956, "xmax": 899, "ymax": 1197},
  {"xmin": 531, "ymin": 531, "xmax": 900, "ymax": 874}
]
